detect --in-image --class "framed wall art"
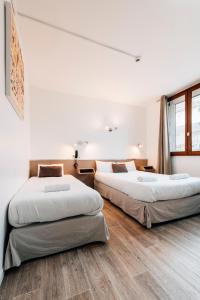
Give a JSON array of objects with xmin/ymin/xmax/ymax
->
[{"xmin": 5, "ymin": 1, "xmax": 24, "ymax": 119}]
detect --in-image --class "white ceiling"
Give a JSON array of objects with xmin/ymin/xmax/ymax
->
[{"xmin": 15, "ymin": 0, "xmax": 200, "ymax": 106}]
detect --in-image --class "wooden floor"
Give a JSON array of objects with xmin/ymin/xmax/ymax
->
[{"xmin": 1, "ymin": 200, "xmax": 200, "ymax": 300}]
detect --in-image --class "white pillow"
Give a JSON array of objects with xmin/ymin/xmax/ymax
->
[
  {"xmin": 96, "ymin": 161, "xmax": 112, "ymax": 173},
  {"xmin": 125, "ymin": 161, "xmax": 136, "ymax": 172},
  {"xmin": 37, "ymin": 164, "xmax": 64, "ymax": 176}
]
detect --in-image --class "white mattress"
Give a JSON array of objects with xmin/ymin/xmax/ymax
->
[
  {"xmin": 9, "ymin": 175, "xmax": 103, "ymax": 228},
  {"xmin": 95, "ymin": 171, "xmax": 200, "ymax": 203}
]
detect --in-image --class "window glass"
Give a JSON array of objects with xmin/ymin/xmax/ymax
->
[
  {"xmin": 168, "ymin": 95, "xmax": 185, "ymax": 152},
  {"xmin": 192, "ymin": 88, "xmax": 200, "ymax": 151}
]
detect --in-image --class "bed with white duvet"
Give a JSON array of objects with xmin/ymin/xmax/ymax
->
[
  {"xmin": 95, "ymin": 171, "xmax": 200, "ymax": 202},
  {"xmin": 9, "ymin": 175, "xmax": 103, "ymax": 228},
  {"xmin": 94, "ymin": 160, "xmax": 200, "ymax": 228},
  {"xmin": 5, "ymin": 174, "xmax": 108, "ymax": 269}
]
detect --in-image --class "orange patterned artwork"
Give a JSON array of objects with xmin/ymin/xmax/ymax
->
[{"xmin": 5, "ymin": 2, "xmax": 24, "ymax": 119}]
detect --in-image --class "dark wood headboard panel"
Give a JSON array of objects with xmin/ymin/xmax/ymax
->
[{"xmin": 29, "ymin": 159, "xmax": 148, "ymax": 177}]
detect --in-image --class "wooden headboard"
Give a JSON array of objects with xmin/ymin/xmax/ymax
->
[{"xmin": 29, "ymin": 159, "xmax": 148, "ymax": 177}]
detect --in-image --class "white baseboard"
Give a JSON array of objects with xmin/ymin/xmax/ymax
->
[{"xmin": 0, "ymin": 268, "xmax": 4, "ymax": 286}]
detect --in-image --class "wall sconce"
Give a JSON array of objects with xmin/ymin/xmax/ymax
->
[
  {"xmin": 137, "ymin": 143, "xmax": 143, "ymax": 149},
  {"xmin": 76, "ymin": 141, "xmax": 88, "ymax": 147},
  {"xmin": 105, "ymin": 126, "xmax": 118, "ymax": 132},
  {"xmin": 73, "ymin": 141, "xmax": 88, "ymax": 169}
]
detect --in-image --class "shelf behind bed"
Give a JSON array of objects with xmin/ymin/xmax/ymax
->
[{"xmin": 29, "ymin": 159, "xmax": 148, "ymax": 177}]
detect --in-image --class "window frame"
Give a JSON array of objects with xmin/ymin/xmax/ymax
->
[{"xmin": 168, "ymin": 83, "xmax": 200, "ymax": 156}]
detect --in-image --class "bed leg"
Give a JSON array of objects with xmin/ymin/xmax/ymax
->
[{"xmin": 146, "ymin": 223, "xmax": 152, "ymax": 229}]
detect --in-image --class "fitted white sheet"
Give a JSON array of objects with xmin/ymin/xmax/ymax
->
[
  {"xmin": 9, "ymin": 175, "xmax": 103, "ymax": 228},
  {"xmin": 95, "ymin": 171, "xmax": 200, "ymax": 203}
]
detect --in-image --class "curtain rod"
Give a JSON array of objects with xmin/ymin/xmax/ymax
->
[{"xmin": 18, "ymin": 12, "xmax": 141, "ymax": 61}]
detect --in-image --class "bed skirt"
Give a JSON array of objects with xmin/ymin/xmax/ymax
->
[
  {"xmin": 4, "ymin": 212, "xmax": 109, "ymax": 270},
  {"xmin": 95, "ymin": 180, "xmax": 200, "ymax": 229}
]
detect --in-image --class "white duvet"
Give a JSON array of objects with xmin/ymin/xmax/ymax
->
[
  {"xmin": 95, "ymin": 171, "xmax": 200, "ymax": 203},
  {"xmin": 9, "ymin": 175, "xmax": 103, "ymax": 228}
]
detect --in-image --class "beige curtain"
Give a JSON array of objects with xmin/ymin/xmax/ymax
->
[{"xmin": 158, "ymin": 96, "xmax": 172, "ymax": 174}]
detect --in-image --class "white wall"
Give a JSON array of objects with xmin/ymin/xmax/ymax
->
[
  {"xmin": 146, "ymin": 101, "xmax": 160, "ymax": 169},
  {"xmin": 146, "ymin": 101, "xmax": 200, "ymax": 176},
  {"xmin": 172, "ymin": 156, "xmax": 200, "ymax": 177},
  {"xmin": 30, "ymin": 87, "xmax": 146, "ymax": 160},
  {"xmin": 0, "ymin": 0, "xmax": 30, "ymax": 284}
]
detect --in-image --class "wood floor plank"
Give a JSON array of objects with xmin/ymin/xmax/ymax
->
[
  {"xmin": 92, "ymin": 248, "xmax": 142, "ymax": 299},
  {"xmin": 14, "ymin": 259, "xmax": 42, "ymax": 297},
  {"xmin": 12, "ymin": 289, "xmax": 42, "ymax": 300},
  {"xmin": 39, "ymin": 255, "xmax": 66, "ymax": 300},
  {"xmin": 156, "ymin": 225, "xmax": 200, "ymax": 261},
  {"xmin": 67, "ymin": 290, "xmax": 93, "ymax": 300},
  {"xmin": 61, "ymin": 249, "xmax": 90, "ymax": 299},
  {"xmin": 102, "ymin": 203, "xmax": 124, "ymax": 227},
  {"xmin": 1, "ymin": 200, "xmax": 200, "ymax": 300},
  {"xmin": 134, "ymin": 271, "xmax": 170, "ymax": 300},
  {"xmin": 176, "ymin": 218, "xmax": 200, "ymax": 236},
  {"xmin": 91, "ymin": 240, "xmax": 159, "ymax": 300},
  {"xmin": 150, "ymin": 227, "xmax": 200, "ymax": 293},
  {"xmin": 114, "ymin": 210, "xmax": 159, "ymax": 248},
  {"xmin": 77, "ymin": 246, "xmax": 119, "ymax": 300},
  {"xmin": 148, "ymin": 241, "xmax": 200, "ymax": 294},
  {"xmin": 186, "ymin": 216, "xmax": 200, "ymax": 227},
  {"xmin": 108, "ymin": 225, "xmax": 146, "ymax": 276},
  {"xmin": 0, "ymin": 268, "xmax": 19, "ymax": 300},
  {"xmin": 110, "ymin": 223, "xmax": 200, "ymax": 299}
]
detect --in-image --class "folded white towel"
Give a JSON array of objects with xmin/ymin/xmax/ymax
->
[
  {"xmin": 169, "ymin": 173, "xmax": 190, "ymax": 180},
  {"xmin": 137, "ymin": 176, "xmax": 158, "ymax": 182},
  {"xmin": 44, "ymin": 184, "xmax": 71, "ymax": 193}
]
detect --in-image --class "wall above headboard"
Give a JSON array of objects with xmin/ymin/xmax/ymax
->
[
  {"xmin": 29, "ymin": 159, "xmax": 148, "ymax": 177},
  {"xmin": 30, "ymin": 87, "xmax": 146, "ymax": 160}
]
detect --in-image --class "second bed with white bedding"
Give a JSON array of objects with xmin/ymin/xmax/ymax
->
[
  {"xmin": 9, "ymin": 175, "xmax": 104, "ymax": 228},
  {"xmin": 95, "ymin": 171, "xmax": 200, "ymax": 202}
]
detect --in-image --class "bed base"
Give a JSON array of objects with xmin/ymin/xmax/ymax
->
[
  {"xmin": 95, "ymin": 180, "xmax": 200, "ymax": 229},
  {"xmin": 4, "ymin": 212, "xmax": 109, "ymax": 270}
]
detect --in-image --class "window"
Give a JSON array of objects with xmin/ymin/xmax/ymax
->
[
  {"xmin": 168, "ymin": 95, "xmax": 186, "ymax": 152},
  {"xmin": 191, "ymin": 88, "xmax": 200, "ymax": 151},
  {"xmin": 168, "ymin": 83, "xmax": 200, "ymax": 155}
]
